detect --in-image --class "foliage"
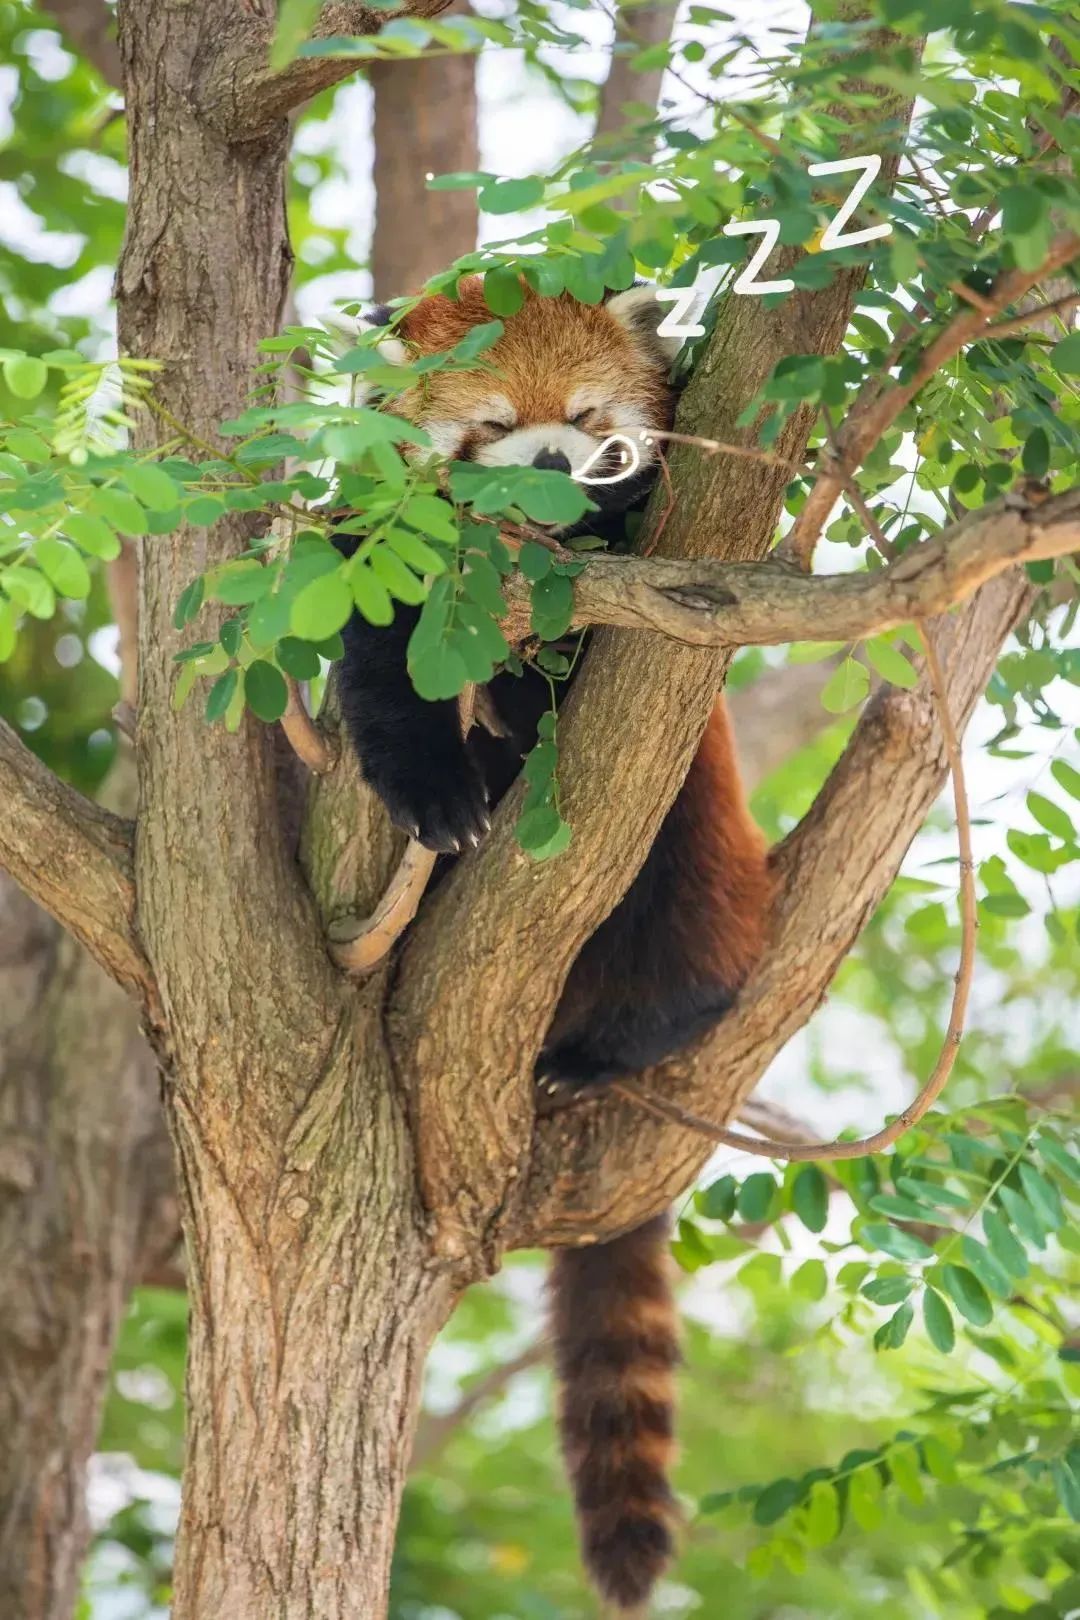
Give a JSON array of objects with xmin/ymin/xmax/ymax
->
[{"xmin": 1, "ymin": 0, "xmax": 1078, "ymax": 1614}]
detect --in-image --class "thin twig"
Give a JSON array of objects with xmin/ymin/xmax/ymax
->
[
  {"xmin": 329, "ymin": 686, "xmax": 477, "ymax": 976},
  {"xmin": 610, "ymin": 617, "xmax": 977, "ymax": 1162},
  {"xmin": 644, "ymin": 428, "xmax": 809, "ymax": 476},
  {"xmin": 983, "ymin": 292, "xmax": 1080, "ymax": 340},
  {"xmin": 280, "ymin": 678, "xmax": 337, "ymax": 775}
]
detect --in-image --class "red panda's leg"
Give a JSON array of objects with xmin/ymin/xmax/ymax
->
[{"xmin": 537, "ymin": 698, "xmax": 772, "ymax": 1099}]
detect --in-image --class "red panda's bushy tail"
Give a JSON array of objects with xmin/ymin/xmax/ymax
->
[{"xmin": 549, "ymin": 1212, "xmax": 679, "ymax": 1613}]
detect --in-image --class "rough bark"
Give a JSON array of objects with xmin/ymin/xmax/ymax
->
[
  {"xmin": 499, "ymin": 487, "xmax": 1080, "ymax": 648},
  {"xmin": 115, "ymin": 0, "xmax": 460, "ymax": 1611},
  {"xmin": 0, "ymin": 870, "xmax": 172, "ymax": 1620}
]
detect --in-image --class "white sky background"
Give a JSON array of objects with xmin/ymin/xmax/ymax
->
[{"xmin": 2, "ymin": 7, "xmax": 1078, "ymax": 1609}]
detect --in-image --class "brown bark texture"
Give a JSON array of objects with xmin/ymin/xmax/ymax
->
[{"xmin": 0, "ymin": 4, "xmax": 1061, "ymax": 1619}]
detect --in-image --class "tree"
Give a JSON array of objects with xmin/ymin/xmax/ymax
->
[{"xmin": 0, "ymin": 3, "xmax": 1078, "ymax": 1618}]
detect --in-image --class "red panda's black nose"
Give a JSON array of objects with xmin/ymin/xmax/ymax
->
[{"xmin": 533, "ymin": 448, "xmax": 572, "ymax": 474}]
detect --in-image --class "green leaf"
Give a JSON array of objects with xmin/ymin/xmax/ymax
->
[
  {"xmin": 736, "ymin": 1172, "xmax": 778, "ymax": 1224},
  {"xmin": 998, "ymin": 1184, "xmax": 1047, "ymax": 1248},
  {"xmin": 862, "ymin": 1274, "xmax": 914, "ymax": 1306},
  {"xmin": 402, "ymin": 494, "xmax": 458, "ymax": 544},
  {"xmin": 847, "ymin": 1463, "xmax": 885, "ymax": 1527},
  {"xmin": 213, "ymin": 561, "xmax": 271, "ymax": 605},
  {"xmin": 479, "ymin": 177, "xmax": 544, "ymax": 215},
  {"xmin": 33, "ymin": 538, "xmax": 90, "ymax": 599},
  {"xmin": 1050, "ymin": 759, "xmax": 1080, "ymax": 803},
  {"xmin": 387, "ymin": 528, "xmax": 448, "ymax": 574},
  {"xmin": 205, "ymin": 668, "xmax": 238, "ymax": 723},
  {"xmin": 186, "ymin": 495, "xmax": 226, "ymax": 527},
  {"xmin": 791, "ymin": 1258, "xmax": 828, "ymax": 1302},
  {"xmin": 409, "ymin": 642, "xmax": 470, "ymax": 700},
  {"xmin": 291, "ymin": 571, "xmax": 355, "ymax": 640},
  {"xmin": 122, "ymin": 462, "xmax": 183, "ymax": 511},
  {"xmin": 90, "ymin": 487, "xmax": 148, "ymax": 535},
  {"xmin": 959, "ymin": 1235, "xmax": 1012, "ymax": 1299},
  {"xmin": 3, "ymin": 355, "xmax": 48, "ymax": 399},
  {"xmin": 984, "ymin": 1211, "xmax": 1036, "ymax": 1270},
  {"xmin": 173, "ymin": 577, "xmax": 205, "ymax": 631},
  {"xmin": 802, "ymin": 1480, "xmax": 840, "ymax": 1546},
  {"xmin": 519, "ymin": 542, "xmax": 553, "ymax": 582},
  {"xmin": 922, "ymin": 1287, "xmax": 955, "ymax": 1353},
  {"xmin": 1035, "ymin": 1130, "xmax": 1080, "ymax": 1190},
  {"xmin": 820, "ymin": 656, "xmax": 870, "ymax": 714},
  {"xmin": 370, "ymin": 548, "xmax": 427, "ymax": 605},
  {"xmin": 1017, "ymin": 1162, "xmax": 1064, "ymax": 1230},
  {"xmin": 515, "ymin": 804, "xmax": 563, "ymax": 851},
  {"xmin": 244, "ymin": 660, "xmax": 288, "ymax": 722},
  {"xmin": 791, "ymin": 1165, "xmax": 828, "ymax": 1233},
  {"xmin": 276, "ymin": 637, "xmax": 321, "ymax": 680},
  {"xmin": 697, "ymin": 1175, "xmax": 737, "ymax": 1222},
  {"xmin": 530, "ymin": 572, "xmax": 574, "ymax": 640},
  {"xmin": 1021, "ymin": 427, "xmax": 1049, "ymax": 480},
  {"xmin": 351, "ymin": 564, "xmax": 395, "ymax": 626},
  {"xmin": 874, "ymin": 1301, "xmax": 913, "ymax": 1352},
  {"xmin": 861, "ymin": 1223, "xmax": 934, "ymax": 1262},
  {"xmin": 0, "ymin": 597, "xmax": 14, "ymax": 661},
  {"xmin": 1027, "ymin": 791, "xmax": 1073, "ymax": 841},
  {"xmin": 1050, "ymin": 330, "xmax": 1080, "ymax": 376},
  {"xmin": 865, "ymin": 636, "xmax": 919, "ymax": 690},
  {"xmin": 941, "ymin": 1263, "xmax": 993, "ymax": 1327},
  {"xmin": 64, "ymin": 513, "xmax": 121, "ymax": 560},
  {"xmin": 1052, "ymin": 1459, "xmax": 1080, "ymax": 1523},
  {"xmin": 752, "ymin": 1478, "xmax": 803, "ymax": 1527},
  {"xmin": 483, "ymin": 267, "xmax": 525, "ymax": 316}
]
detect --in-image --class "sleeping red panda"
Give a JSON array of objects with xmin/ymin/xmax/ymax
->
[{"xmin": 335, "ymin": 277, "xmax": 772, "ymax": 1611}]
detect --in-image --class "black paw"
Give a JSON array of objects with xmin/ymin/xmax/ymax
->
[
  {"xmin": 373, "ymin": 755, "xmax": 491, "ymax": 855},
  {"xmin": 534, "ymin": 1046, "xmax": 619, "ymax": 1115}
]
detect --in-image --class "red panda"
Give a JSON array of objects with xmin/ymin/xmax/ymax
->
[{"xmin": 335, "ymin": 278, "xmax": 772, "ymax": 1611}]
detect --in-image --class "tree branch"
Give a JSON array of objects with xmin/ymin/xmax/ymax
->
[
  {"xmin": 501, "ymin": 486, "xmax": 1080, "ymax": 650},
  {"xmin": 198, "ymin": 0, "xmax": 456, "ymax": 141},
  {"xmin": 0, "ymin": 720, "xmax": 158, "ymax": 1011},
  {"xmin": 512, "ymin": 570, "xmax": 1030, "ymax": 1249},
  {"xmin": 36, "ymin": 0, "xmax": 122, "ymax": 89},
  {"xmin": 389, "ymin": 19, "xmax": 921, "ymax": 1266}
]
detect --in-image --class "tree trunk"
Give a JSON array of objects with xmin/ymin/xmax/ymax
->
[
  {"xmin": 369, "ymin": 13, "xmax": 478, "ymax": 297},
  {"xmin": 115, "ymin": 5, "xmax": 460, "ymax": 1615},
  {"xmin": 0, "ymin": 875, "xmax": 171, "ymax": 1620},
  {"xmin": 172, "ymin": 1025, "xmax": 449, "ymax": 1617}
]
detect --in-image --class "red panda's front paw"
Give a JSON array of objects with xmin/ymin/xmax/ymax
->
[
  {"xmin": 534, "ymin": 1046, "xmax": 620, "ymax": 1115},
  {"xmin": 374, "ymin": 756, "xmax": 491, "ymax": 855}
]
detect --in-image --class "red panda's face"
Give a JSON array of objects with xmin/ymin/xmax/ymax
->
[{"xmin": 374, "ymin": 280, "xmax": 680, "ymax": 509}]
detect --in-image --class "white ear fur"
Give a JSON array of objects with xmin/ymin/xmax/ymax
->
[{"xmin": 606, "ymin": 284, "xmax": 683, "ymax": 363}]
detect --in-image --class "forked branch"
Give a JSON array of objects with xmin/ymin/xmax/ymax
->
[{"xmin": 199, "ymin": 0, "xmax": 456, "ymax": 140}]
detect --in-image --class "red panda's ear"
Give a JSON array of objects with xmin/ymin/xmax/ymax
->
[
  {"xmin": 358, "ymin": 305, "xmax": 410, "ymax": 366},
  {"xmin": 606, "ymin": 284, "xmax": 682, "ymax": 366}
]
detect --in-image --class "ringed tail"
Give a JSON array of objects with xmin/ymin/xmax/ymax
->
[{"xmin": 549, "ymin": 1212, "xmax": 680, "ymax": 1613}]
